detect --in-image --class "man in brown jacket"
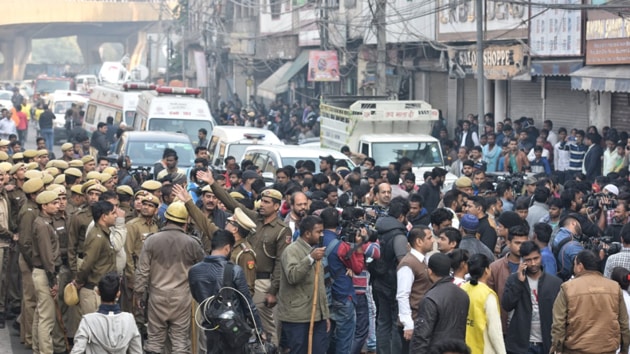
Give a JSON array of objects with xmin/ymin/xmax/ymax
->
[
  {"xmin": 134, "ymin": 202, "xmax": 205, "ymax": 354},
  {"xmin": 551, "ymin": 250, "xmax": 630, "ymax": 354}
]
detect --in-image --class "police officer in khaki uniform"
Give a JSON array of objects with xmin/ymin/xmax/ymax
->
[
  {"xmin": 47, "ymin": 184, "xmax": 81, "ymax": 343},
  {"xmin": 123, "ymin": 192, "xmax": 159, "ymax": 336},
  {"xmin": 116, "ymin": 185, "xmax": 136, "ymax": 222},
  {"xmin": 82, "ymin": 155, "xmax": 97, "ymax": 174},
  {"xmin": 60, "ymin": 143, "xmax": 74, "ymax": 162},
  {"xmin": 197, "ymin": 170, "xmax": 291, "ymax": 345},
  {"xmin": 227, "ymin": 208, "xmax": 257, "ymax": 296},
  {"xmin": 0, "ymin": 167, "xmax": 16, "ymax": 328},
  {"xmin": 73, "ymin": 199, "xmax": 117, "ymax": 315},
  {"xmin": 67, "ymin": 180, "xmax": 102, "ymax": 277},
  {"xmin": 134, "ymin": 202, "xmax": 205, "ymax": 354},
  {"xmin": 31, "ymin": 190, "xmax": 67, "ymax": 354},
  {"xmin": 18, "ymin": 178, "xmax": 45, "ymax": 348},
  {"xmin": 66, "ymin": 184, "xmax": 85, "ymax": 216}
]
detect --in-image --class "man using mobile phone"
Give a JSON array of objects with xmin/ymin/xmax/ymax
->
[{"xmin": 502, "ymin": 241, "xmax": 561, "ymax": 354}]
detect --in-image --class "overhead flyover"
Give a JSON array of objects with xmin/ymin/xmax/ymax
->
[{"xmin": 0, "ymin": 0, "xmax": 175, "ymax": 80}]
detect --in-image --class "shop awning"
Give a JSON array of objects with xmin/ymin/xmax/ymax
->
[
  {"xmin": 570, "ymin": 65, "xmax": 630, "ymax": 93},
  {"xmin": 530, "ymin": 59, "xmax": 583, "ymax": 76},
  {"xmin": 256, "ymin": 50, "xmax": 311, "ymax": 100},
  {"xmin": 257, "ymin": 61, "xmax": 293, "ymax": 101}
]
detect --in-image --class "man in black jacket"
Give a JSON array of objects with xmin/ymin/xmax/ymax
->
[
  {"xmin": 90, "ymin": 122, "xmax": 109, "ymax": 157},
  {"xmin": 501, "ymin": 241, "xmax": 562, "ymax": 354},
  {"xmin": 188, "ymin": 230, "xmax": 263, "ymax": 353},
  {"xmin": 410, "ymin": 253, "xmax": 469, "ymax": 352},
  {"xmin": 370, "ymin": 197, "xmax": 410, "ymax": 354}
]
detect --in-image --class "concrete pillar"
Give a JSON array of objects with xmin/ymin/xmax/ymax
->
[
  {"xmin": 447, "ymin": 77, "xmax": 460, "ymax": 127},
  {"xmin": 77, "ymin": 36, "xmax": 105, "ymax": 67},
  {"xmin": 0, "ymin": 37, "xmax": 32, "ymax": 80},
  {"xmin": 588, "ymin": 91, "xmax": 611, "ymax": 131},
  {"xmin": 484, "ymin": 79, "xmax": 494, "ymax": 115},
  {"xmin": 413, "ymin": 71, "xmax": 428, "ymax": 101},
  {"xmin": 494, "ymin": 80, "xmax": 507, "ymax": 123}
]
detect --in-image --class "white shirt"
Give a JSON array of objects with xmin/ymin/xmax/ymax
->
[
  {"xmin": 0, "ymin": 118, "xmax": 16, "ymax": 139},
  {"xmin": 547, "ymin": 130, "xmax": 558, "ymax": 147},
  {"xmin": 527, "ymin": 147, "xmax": 550, "ymax": 162},
  {"xmin": 603, "ymin": 148, "xmax": 621, "ymax": 175},
  {"xmin": 461, "ymin": 130, "xmax": 480, "ymax": 147},
  {"xmin": 554, "ymin": 141, "xmax": 570, "ymax": 171},
  {"xmin": 396, "ymin": 248, "xmax": 426, "ymax": 331}
]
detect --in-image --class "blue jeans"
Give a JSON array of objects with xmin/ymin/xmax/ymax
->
[
  {"xmin": 328, "ymin": 297, "xmax": 356, "ymax": 354},
  {"xmin": 351, "ymin": 294, "xmax": 368, "ymax": 354},
  {"xmin": 373, "ymin": 287, "xmax": 401, "ymax": 354},
  {"xmin": 528, "ymin": 342, "xmax": 543, "ymax": 354},
  {"xmin": 366, "ymin": 284, "xmax": 376, "ymax": 351},
  {"xmin": 40, "ymin": 128, "xmax": 53, "ymax": 151}
]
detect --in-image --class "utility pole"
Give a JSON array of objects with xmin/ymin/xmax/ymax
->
[
  {"xmin": 319, "ymin": 0, "xmax": 329, "ymax": 96},
  {"xmin": 476, "ymin": 0, "xmax": 485, "ymax": 131},
  {"xmin": 376, "ymin": 0, "xmax": 387, "ymax": 96}
]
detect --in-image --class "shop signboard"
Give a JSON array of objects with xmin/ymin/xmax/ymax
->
[
  {"xmin": 448, "ymin": 45, "xmax": 528, "ymax": 80},
  {"xmin": 530, "ymin": 0, "xmax": 582, "ymax": 57},
  {"xmin": 586, "ymin": 10, "xmax": 630, "ymax": 65}
]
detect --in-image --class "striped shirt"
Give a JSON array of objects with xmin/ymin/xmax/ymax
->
[
  {"xmin": 353, "ymin": 242, "xmax": 381, "ymax": 294},
  {"xmin": 562, "ymin": 142, "xmax": 587, "ymax": 171}
]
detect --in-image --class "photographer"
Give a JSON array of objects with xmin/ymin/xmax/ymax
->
[
  {"xmin": 596, "ymin": 185, "xmax": 625, "ymax": 240},
  {"xmin": 320, "ymin": 207, "xmax": 366, "ymax": 354}
]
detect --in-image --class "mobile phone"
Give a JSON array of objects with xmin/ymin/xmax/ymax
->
[{"xmin": 318, "ymin": 236, "xmax": 324, "ymax": 248}]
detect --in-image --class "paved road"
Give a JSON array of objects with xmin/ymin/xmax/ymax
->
[{"xmin": 0, "ymin": 124, "xmax": 62, "ymax": 354}]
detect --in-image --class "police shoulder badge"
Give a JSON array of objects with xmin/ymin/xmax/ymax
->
[{"xmin": 247, "ymin": 260, "xmax": 255, "ymax": 270}]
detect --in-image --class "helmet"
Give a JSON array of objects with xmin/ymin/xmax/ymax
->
[{"xmin": 165, "ymin": 202, "xmax": 188, "ymax": 224}]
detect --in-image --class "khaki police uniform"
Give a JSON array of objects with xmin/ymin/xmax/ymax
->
[
  {"xmin": 31, "ymin": 208, "xmax": 66, "ymax": 353},
  {"xmin": 134, "ymin": 203, "xmax": 205, "ymax": 354},
  {"xmin": 67, "ymin": 205, "xmax": 92, "ymax": 276},
  {"xmin": 232, "ymin": 239, "xmax": 256, "ymax": 296},
  {"xmin": 183, "ymin": 199, "xmax": 218, "ymax": 254},
  {"xmin": 4, "ymin": 183, "xmax": 22, "ymax": 313},
  {"xmin": 123, "ymin": 216, "xmax": 158, "ymax": 319},
  {"xmin": 0, "ymin": 188, "xmax": 15, "ymax": 320},
  {"xmin": 211, "ymin": 183, "xmax": 291, "ymax": 345},
  {"xmin": 76, "ymin": 223, "xmax": 116, "ymax": 315},
  {"xmin": 53, "ymin": 211, "xmax": 81, "ymax": 339},
  {"xmin": 18, "ymin": 198, "xmax": 40, "ymax": 347}
]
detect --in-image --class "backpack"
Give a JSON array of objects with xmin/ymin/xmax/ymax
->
[
  {"xmin": 367, "ymin": 235, "xmax": 395, "ymax": 278},
  {"xmin": 205, "ymin": 262, "xmax": 252, "ymax": 349}
]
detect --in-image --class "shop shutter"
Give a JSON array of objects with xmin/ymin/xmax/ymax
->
[
  {"xmin": 612, "ymin": 93, "xmax": 630, "ymax": 135},
  {"xmin": 428, "ymin": 72, "xmax": 449, "ymax": 119},
  {"xmin": 544, "ymin": 78, "xmax": 589, "ymax": 132},
  {"xmin": 509, "ymin": 80, "xmax": 543, "ymax": 122},
  {"xmin": 463, "ymin": 77, "xmax": 478, "ymax": 118}
]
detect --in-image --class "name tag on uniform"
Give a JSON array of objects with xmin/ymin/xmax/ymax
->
[{"xmin": 56, "ymin": 226, "xmax": 65, "ymax": 231}]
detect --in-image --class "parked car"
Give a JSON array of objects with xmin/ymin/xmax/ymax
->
[
  {"xmin": 109, "ymin": 131, "xmax": 195, "ymax": 175},
  {"xmin": 208, "ymin": 126, "xmax": 283, "ymax": 172}
]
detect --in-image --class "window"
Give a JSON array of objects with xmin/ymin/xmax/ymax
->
[
  {"xmin": 270, "ymin": 0, "xmax": 281, "ymax": 19},
  {"xmin": 85, "ymin": 104, "xmax": 97, "ymax": 124},
  {"xmin": 208, "ymin": 135, "xmax": 220, "ymax": 163}
]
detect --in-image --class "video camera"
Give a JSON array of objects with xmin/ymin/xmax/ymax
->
[
  {"xmin": 339, "ymin": 206, "xmax": 377, "ymax": 243},
  {"xmin": 491, "ymin": 172, "xmax": 526, "ymax": 197},
  {"xmin": 584, "ymin": 236, "xmax": 622, "ymax": 258},
  {"xmin": 585, "ymin": 192, "xmax": 618, "ymax": 213}
]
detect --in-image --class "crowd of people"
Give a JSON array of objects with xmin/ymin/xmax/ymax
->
[{"xmin": 1, "ymin": 99, "xmax": 630, "ymax": 354}]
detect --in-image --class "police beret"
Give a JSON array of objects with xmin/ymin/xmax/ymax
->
[
  {"xmin": 229, "ymin": 208, "xmax": 256, "ymax": 233},
  {"xmin": 85, "ymin": 171, "xmax": 101, "ymax": 181},
  {"xmin": 165, "ymin": 202, "xmax": 188, "ymax": 224},
  {"xmin": 9, "ymin": 162, "xmax": 24, "ymax": 175},
  {"xmin": 99, "ymin": 173, "xmax": 113, "ymax": 183},
  {"xmin": 0, "ymin": 140, "xmax": 9, "ymax": 147},
  {"xmin": 116, "ymin": 185, "xmax": 134, "ymax": 196},
  {"xmin": 51, "ymin": 160, "xmax": 69, "ymax": 170},
  {"xmin": 200, "ymin": 184, "xmax": 214, "ymax": 194},
  {"xmin": 61, "ymin": 143, "xmax": 74, "ymax": 152},
  {"xmin": 86, "ymin": 183, "xmax": 107, "ymax": 194},
  {"xmin": 70, "ymin": 184, "xmax": 83, "ymax": 195},
  {"xmin": 42, "ymin": 174, "xmax": 54, "ymax": 185},
  {"xmin": 141, "ymin": 194, "xmax": 160, "ymax": 207},
  {"xmin": 0, "ymin": 162, "xmax": 11, "ymax": 173},
  {"xmin": 68, "ymin": 160, "xmax": 84, "ymax": 168},
  {"xmin": 23, "ymin": 149, "xmax": 37, "ymax": 159},
  {"xmin": 455, "ymin": 176, "xmax": 473, "ymax": 188},
  {"xmin": 54, "ymin": 174, "xmax": 65, "ymax": 185},
  {"xmin": 64, "ymin": 282, "xmax": 79, "ymax": 306},
  {"xmin": 260, "ymin": 189, "xmax": 283, "ymax": 201},
  {"xmin": 80, "ymin": 180, "xmax": 98, "ymax": 194},
  {"xmin": 36, "ymin": 190, "xmax": 58, "ymax": 205},
  {"xmin": 141, "ymin": 180, "xmax": 162, "ymax": 191},
  {"xmin": 46, "ymin": 184, "xmax": 67, "ymax": 196},
  {"xmin": 36, "ymin": 149, "xmax": 49, "ymax": 157},
  {"xmin": 103, "ymin": 167, "xmax": 117, "ymax": 176},
  {"xmin": 45, "ymin": 167, "xmax": 60, "ymax": 177},
  {"xmin": 11, "ymin": 152, "xmax": 23, "ymax": 161},
  {"xmin": 0, "ymin": 151, "xmax": 9, "ymax": 161},
  {"xmin": 24, "ymin": 170, "xmax": 43, "ymax": 180},
  {"xmin": 81, "ymin": 155, "xmax": 95, "ymax": 164},
  {"xmin": 23, "ymin": 178, "xmax": 44, "ymax": 194},
  {"xmin": 26, "ymin": 162, "xmax": 38, "ymax": 171},
  {"xmin": 65, "ymin": 168, "xmax": 82, "ymax": 178},
  {"xmin": 230, "ymin": 191, "xmax": 245, "ymax": 200}
]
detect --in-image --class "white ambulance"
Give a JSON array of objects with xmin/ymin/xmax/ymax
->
[
  {"xmin": 133, "ymin": 86, "xmax": 216, "ymax": 145},
  {"xmin": 48, "ymin": 90, "xmax": 88, "ymax": 143},
  {"xmin": 83, "ymin": 83, "xmax": 155, "ymax": 134}
]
